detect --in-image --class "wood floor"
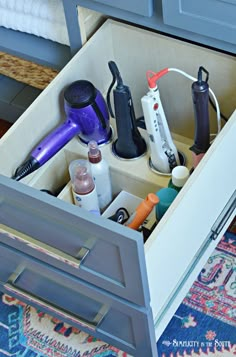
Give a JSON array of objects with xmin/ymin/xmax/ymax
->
[
  {"xmin": 0, "ymin": 74, "xmax": 42, "ymax": 124},
  {"xmin": 0, "ymin": 51, "xmax": 59, "ymax": 124}
]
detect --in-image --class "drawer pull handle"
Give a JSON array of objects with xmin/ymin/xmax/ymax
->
[
  {"xmin": 4, "ymin": 271, "xmax": 108, "ymax": 331},
  {"xmin": 210, "ymin": 190, "xmax": 236, "ymax": 240},
  {"xmin": 0, "ymin": 224, "xmax": 89, "ymax": 269}
]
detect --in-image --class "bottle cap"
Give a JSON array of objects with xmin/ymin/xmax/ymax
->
[
  {"xmin": 69, "ymin": 159, "xmax": 95, "ymax": 194},
  {"xmin": 127, "ymin": 193, "xmax": 159, "ymax": 230},
  {"xmin": 88, "ymin": 140, "xmax": 101, "ymax": 163},
  {"xmin": 171, "ymin": 166, "xmax": 190, "ymax": 188},
  {"xmin": 146, "ymin": 193, "xmax": 159, "ymax": 207}
]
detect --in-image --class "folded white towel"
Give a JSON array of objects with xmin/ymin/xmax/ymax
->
[
  {"xmin": 0, "ymin": 7, "xmax": 69, "ymax": 45},
  {"xmin": 0, "ymin": 0, "xmax": 66, "ymax": 23}
]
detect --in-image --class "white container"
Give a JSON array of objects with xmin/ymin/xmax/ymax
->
[
  {"xmin": 102, "ymin": 190, "xmax": 157, "ymax": 233},
  {"xmin": 88, "ymin": 140, "xmax": 112, "ymax": 211}
]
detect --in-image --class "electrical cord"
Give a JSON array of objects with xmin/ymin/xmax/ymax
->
[
  {"xmin": 168, "ymin": 68, "xmax": 221, "ymax": 136},
  {"xmin": 198, "ymin": 66, "xmax": 228, "ymax": 123},
  {"xmin": 139, "ymin": 67, "xmax": 229, "ymax": 133},
  {"xmin": 136, "ymin": 99, "xmax": 229, "ymax": 131},
  {"xmin": 137, "ymin": 102, "xmax": 229, "ymax": 130},
  {"xmin": 209, "ymin": 95, "xmax": 228, "ymax": 122}
]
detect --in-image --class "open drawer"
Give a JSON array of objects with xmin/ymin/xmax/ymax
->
[
  {"xmin": 0, "ymin": 128, "xmax": 191, "ymax": 308},
  {"xmin": 0, "ymin": 19, "xmax": 235, "ymax": 356}
]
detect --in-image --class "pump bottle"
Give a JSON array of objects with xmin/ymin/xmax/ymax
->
[
  {"xmin": 88, "ymin": 141, "xmax": 112, "ymax": 211},
  {"xmin": 69, "ymin": 159, "xmax": 100, "ymax": 215}
]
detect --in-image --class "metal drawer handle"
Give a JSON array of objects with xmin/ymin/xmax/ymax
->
[
  {"xmin": 210, "ymin": 190, "xmax": 236, "ymax": 240},
  {"xmin": 0, "ymin": 224, "xmax": 89, "ymax": 269},
  {"xmin": 4, "ymin": 271, "xmax": 108, "ymax": 331}
]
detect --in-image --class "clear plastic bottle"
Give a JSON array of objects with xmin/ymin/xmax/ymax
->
[
  {"xmin": 88, "ymin": 140, "xmax": 112, "ymax": 211},
  {"xmin": 168, "ymin": 165, "xmax": 190, "ymax": 192},
  {"xmin": 69, "ymin": 159, "xmax": 100, "ymax": 215}
]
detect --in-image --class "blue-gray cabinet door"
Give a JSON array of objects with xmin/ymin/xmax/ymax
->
[
  {"xmin": 92, "ymin": 0, "xmax": 153, "ymax": 16},
  {"xmin": 162, "ymin": 0, "xmax": 236, "ymax": 45},
  {"xmin": 0, "ymin": 240, "xmax": 157, "ymax": 357},
  {"xmin": 0, "ymin": 174, "xmax": 150, "ymax": 308}
]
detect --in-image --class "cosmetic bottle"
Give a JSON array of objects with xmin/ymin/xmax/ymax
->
[
  {"xmin": 88, "ymin": 140, "xmax": 112, "ymax": 211},
  {"xmin": 155, "ymin": 188, "xmax": 178, "ymax": 220},
  {"xmin": 126, "ymin": 193, "xmax": 159, "ymax": 230},
  {"xmin": 168, "ymin": 165, "xmax": 190, "ymax": 192},
  {"xmin": 69, "ymin": 159, "xmax": 100, "ymax": 215}
]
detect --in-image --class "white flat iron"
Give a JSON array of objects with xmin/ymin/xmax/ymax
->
[{"xmin": 141, "ymin": 70, "xmax": 180, "ymax": 174}]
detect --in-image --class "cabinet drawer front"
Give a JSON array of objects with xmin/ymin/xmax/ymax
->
[
  {"xmin": 0, "ymin": 176, "xmax": 149, "ymax": 307},
  {"xmin": 146, "ymin": 112, "xmax": 236, "ymax": 339},
  {"xmin": 0, "ymin": 241, "xmax": 157, "ymax": 357},
  {"xmin": 92, "ymin": 0, "xmax": 153, "ymax": 17},
  {"xmin": 162, "ymin": 0, "xmax": 236, "ymax": 45}
]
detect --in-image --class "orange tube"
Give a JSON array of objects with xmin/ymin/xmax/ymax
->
[
  {"xmin": 147, "ymin": 68, "xmax": 169, "ymax": 89},
  {"xmin": 127, "ymin": 193, "xmax": 159, "ymax": 230}
]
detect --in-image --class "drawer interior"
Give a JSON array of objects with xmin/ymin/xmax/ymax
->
[{"xmin": 24, "ymin": 121, "xmax": 192, "ymax": 227}]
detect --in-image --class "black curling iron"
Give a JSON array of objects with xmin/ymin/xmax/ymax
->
[
  {"xmin": 190, "ymin": 66, "xmax": 210, "ymax": 167},
  {"xmin": 106, "ymin": 60, "xmax": 146, "ymax": 159}
]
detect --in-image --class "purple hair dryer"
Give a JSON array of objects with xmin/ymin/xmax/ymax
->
[{"xmin": 12, "ymin": 80, "xmax": 111, "ymax": 181}]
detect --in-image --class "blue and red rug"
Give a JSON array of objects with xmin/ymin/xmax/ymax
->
[
  {"xmin": 157, "ymin": 227, "xmax": 236, "ymax": 356},
  {"xmin": 0, "ymin": 219, "xmax": 235, "ymax": 357}
]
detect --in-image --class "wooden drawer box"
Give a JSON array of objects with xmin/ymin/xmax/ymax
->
[
  {"xmin": 0, "ymin": 20, "xmax": 235, "ymax": 356},
  {"xmin": 91, "ymin": 0, "xmax": 153, "ymax": 17}
]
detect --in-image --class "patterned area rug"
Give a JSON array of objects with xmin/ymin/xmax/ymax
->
[
  {"xmin": 157, "ymin": 229, "xmax": 236, "ymax": 356},
  {"xmin": 0, "ymin": 295, "xmax": 121, "ymax": 356},
  {"xmin": 0, "ymin": 220, "xmax": 235, "ymax": 357}
]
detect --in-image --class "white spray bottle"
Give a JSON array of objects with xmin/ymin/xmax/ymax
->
[
  {"xmin": 88, "ymin": 141, "xmax": 112, "ymax": 211},
  {"xmin": 69, "ymin": 159, "xmax": 100, "ymax": 215}
]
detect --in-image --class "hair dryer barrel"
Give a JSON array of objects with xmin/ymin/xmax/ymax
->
[{"xmin": 31, "ymin": 119, "xmax": 81, "ymax": 166}]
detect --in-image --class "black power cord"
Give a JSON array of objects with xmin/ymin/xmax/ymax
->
[
  {"xmin": 136, "ymin": 96, "xmax": 229, "ymax": 130},
  {"xmin": 209, "ymin": 96, "xmax": 228, "ymax": 122}
]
